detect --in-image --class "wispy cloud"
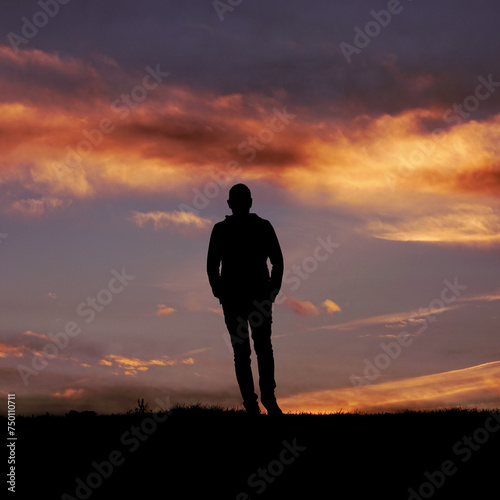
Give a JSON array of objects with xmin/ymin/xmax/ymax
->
[
  {"xmin": 312, "ymin": 306, "xmax": 459, "ymax": 332},
  {"xmin": 9, "ymin": 197, "xmax": 72, "ymax": 218},
  {"xmin": 23, "ymin": 330, "xmax": 49, "ymax": 340},
  {"xmin": 312, "ymin": 286, "xmax": 500, "ymax": 333},
  {"xmin": 459, "ymin": 290, "xmax": 500, "ymax": 303},
  {"xmin": 280, "ymin": 361, "xmax": 500, "ymax": 413},
  {"xmin": 365, "ymin": 205, "xmax": 500, "ymax": 244},
  {"xmin": 130, "ymin": 210, "xmax": 211, "ymax": 233}
]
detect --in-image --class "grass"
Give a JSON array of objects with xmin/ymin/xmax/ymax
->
[{"xmin": 5, "ymin": 405, "xmax": 499, "ymax": 499}]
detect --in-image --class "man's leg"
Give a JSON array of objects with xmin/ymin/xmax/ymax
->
[
  {"xmin": 222, "ymin": 301, "xmax": 259, "ymax": 412},
  {"xmin": 250, "ymin": 299, "xmax": 282, "ymax": 415}
]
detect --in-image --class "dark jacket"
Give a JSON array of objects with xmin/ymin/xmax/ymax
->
[{"xmin": 207, "ymin": 213, "xmax": 284, "ymax": 303}]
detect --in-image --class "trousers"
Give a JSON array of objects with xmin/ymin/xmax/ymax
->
[{"xmin": 222, "ymin": 297, "xmax": 277, "ymax": 407}]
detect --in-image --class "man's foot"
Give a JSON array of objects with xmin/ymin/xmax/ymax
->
[
  {"xmin": 262, "ymin": 398, "xmax": 283, "ymax": 416},
  {"xmin": 243, "ymin": 400, "xmax": 261, "ymax": 416}
]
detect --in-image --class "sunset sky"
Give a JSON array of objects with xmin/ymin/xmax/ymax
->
[{"xmin": 1, "ymin": 0, "xmax": 499, "ymax": 415}]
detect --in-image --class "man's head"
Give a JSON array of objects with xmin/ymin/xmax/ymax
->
[{"xmin": 227, "ymin": 183, "xmax": 252, "ymax": 215}]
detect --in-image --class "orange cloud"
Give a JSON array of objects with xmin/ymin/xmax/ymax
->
[
  {"xmin": 0, "ymin": 45, "xmax": 101, "ymax": 78},
  {"xmin": 104, "ymin": 354, "xmax": 176, "ymax": 368},
  {"xmin": 455, "ymin": 164, "xmax": 500, "ymax": 196},
  {"xmin": 321, "ymin": 299, "xmax": 342, "ymax": 314},
  {"xmin": 2, "ymin": 45, "xmax": 499, "ymax": 247},
  {"xmin": 280, "ymin": 361, "xmax": 500, "ymax": 413},
  {"xmin": 0, "ymin": 343, "xmax": 26, "ymax": 358},
  {"xmin": 0, "ymin": 46, "xmax": 300, "ymax": 203},
  {"xmin": 155, "ymin": 304, "xmax": 176, "ymax": 317},
  {"xmin": 283, "ymin": 298, "xmax": 319, "ymax": 317},
  {"xmin": 23, "ymin": 330, "xmax": 49, "ymax": 340},
  {"xmin": 365, "ymin": 204, "xmax": 500, "ymax": 244},
  {"xmin": 98, "ymin": 353, "xmax": 195, "ymax": 376},
  {"xmin": 52, "ymin": 388, "xmax": 85, "ymax": 398}
]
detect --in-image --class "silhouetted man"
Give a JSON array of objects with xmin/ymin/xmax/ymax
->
[{"xmin": 207, "ymin": 184, "xmax": 284, "ymax": 416}]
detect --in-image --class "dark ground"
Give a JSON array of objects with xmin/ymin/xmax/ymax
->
[{"xmin": 5, "ymin": 406, "xmax": 500, "ymax": 499}]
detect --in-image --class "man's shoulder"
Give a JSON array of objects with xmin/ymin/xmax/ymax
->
[
  {"xmin": 249, "ymin": 213, "xmax": 273, "ymax": 224},
  {"xmin": 213, "ymin": 214, "xmax": 273, "ymax": 232},
  {"xmin": 254, "ymin": 215, "xmax": 274, "ymax": 230},
  {"xmin": 217, "ymin": 213, "xmax": 269, "ymax": 223},
  {"xmin": 213, "ymin": 219, "xmax": 226, "ymax": 228},
  {"xmin": 246, "ymin": 214, "xmax": 275, "ymax": 232}
]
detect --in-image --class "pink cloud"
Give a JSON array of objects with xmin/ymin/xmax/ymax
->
[{"xmin": 283, "ymin": 298, "xmax": 319, "ymax": 317}]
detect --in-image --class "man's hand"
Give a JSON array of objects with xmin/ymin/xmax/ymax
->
[
  {"xmin": 269, "ymin": 287, "xmax": 280, "ymax": 303},
  {"xmin": 211, "ymin": 283, "xmax": 222, "ymax": 299}
]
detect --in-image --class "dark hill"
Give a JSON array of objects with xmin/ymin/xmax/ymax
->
[{"xmin": 6, "ymin": 406, "xmax": 500, "ymax": 499}]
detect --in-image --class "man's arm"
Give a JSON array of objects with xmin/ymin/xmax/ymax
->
[
  {"xmin": 207, "ymin": 224, "xmax": 223, "ymax": 299},
  {"xmin": 267, "ymin": 222, "xmax": 284, "ymax": 301}
]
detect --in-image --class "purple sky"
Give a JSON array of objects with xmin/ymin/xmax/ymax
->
[{"xmin": 0, "ymin": 0, "xmax": 499, "ymax": 415}]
